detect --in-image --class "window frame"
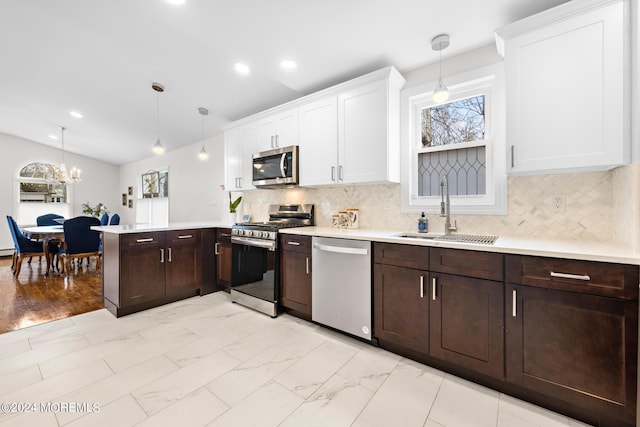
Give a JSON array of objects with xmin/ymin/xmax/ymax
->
[
  {"xmin": 15, "ymin": 161, "xmax": 72, "ymax": 225},
  {"xmin": 400, "ymin": 63, "xmax": 507, "ymax": 215}
]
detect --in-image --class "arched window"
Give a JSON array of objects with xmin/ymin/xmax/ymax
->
[
  {"xmin": 19, "ymin": 162, "xmax": 67, "ymax": 203},
  {"xmin": 16, "ymin": 162, "xmax": 70, "ymax": 225}
]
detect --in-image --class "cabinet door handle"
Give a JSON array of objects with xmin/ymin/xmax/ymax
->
[
  {"xmin": 238, "ymin": 177, "xmax": 242, "ymax": 188},
  {"xmin": 510, "ymin": 145, "xmax": 514, "ymax": 168},
  {"xmin": 214, "ymin": 242, "xmax": 220, "ymax": 255},
  {"xmin": 432, "ymin": 277, "xmax": 436, "ymax": 301},
  {"xmin": 275, "ymin": 134, "xmax": 279, "ymax": 147},
  {"xmin": 160, "ymin": 248, "xmax": 164, "ymax": 263},
  {"xmin": 306, "ymin": 257, "xmax": 310, "ymax": 275},
  {"xmin": 168, "ymin": 247, "xmax": 172, "ymax": 262},
  {"xmin": 512, "ymin": 289, "xmax": 517, "ymax": 317},
  {"xmin": 136, "ymin": 238, "xmax": 154, "ymax": 243},
  {"xmin": 331, "ymin": 166, "xmax": 336, "ymax": 181},
  {"xmin": 287, "ymin": 241, "xmax": 301, "ymax": 246},
  {"xmin": 339, "ymin": 165, "xmax": 344, "ymax": 181},
  {"xmin": 178, "ymin": 234, "xmax": 193, "ymax": 239},
  {"xmin": 270, "ymin": 135, "xmax": 274, "ymax": 148},
  {"xmin": 550, "ymin": 271, "xmax": 591, "ymax": 281},
  {"xmin": 420, "ymin": 275, "xmax": 424, "ymax": 298}
]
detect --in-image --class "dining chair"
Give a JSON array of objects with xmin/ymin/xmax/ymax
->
[
  {"xmin": 60, "ymin": 216, "xmax": 102, "ymax": 274},
  {"xmin": 35, "ymin": 213, "xmax": 64, "ymax": 268},
  {"xmin": 100, "ymin": 213, "xmax": 109, "ymax": 226},
  {"xmin": 36, "ymin": 213, "xmax": 64, "ymax": 226},
  {"xmin": 6, "ymin": 215, "xmax": 45, "ymax": 276},
  {"xmin": 109, "ymin": 214, "xmax": 120, "ymax": 225}
]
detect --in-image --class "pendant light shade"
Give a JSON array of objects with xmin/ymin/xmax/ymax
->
[
  {"xmin": 431, "ymin": 34, "xmax": 450, "ymax": 104},
  {"xmin": 197, "ymin": 107, "xmax": 209, "ymax": 160},
  {"xmin": 152, "ymin": 82, "xmax": 165, "ymax": 154}
]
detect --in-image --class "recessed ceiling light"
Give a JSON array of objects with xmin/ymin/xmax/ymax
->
[
  {"xmin": 69, "ymin": 111, "xmax": 83, "ymax": 118},
  {"xmin": 166, "ymin": 0, "xmax": 186, "ymax": 4},
  {"xmin": 48, "ymin": 134, "xmax": 58, "ymax": 140},
  {"xmin": 234, "ymin": 63, "xmax": 250, "ymax": 75},
  {"xmin": 280, "ymin": 60, "xmax": 298, "ymax": 71}
]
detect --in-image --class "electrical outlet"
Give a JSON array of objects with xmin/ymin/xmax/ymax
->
[{"xmin": 551, "ymin": 195, "xmax": 565, "ymax": 212}]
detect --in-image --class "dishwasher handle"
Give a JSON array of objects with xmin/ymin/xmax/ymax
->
[{"xmin": 313, "ymin": 243, "xmax": 368, "ymax": 256}]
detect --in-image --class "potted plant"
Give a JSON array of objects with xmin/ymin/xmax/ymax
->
[
  {"xmin": 81, "ymin": 202, "xmax": 108, "ymax": 217},
  {"xmin": 220, "ymin": 185, "xmax": 242, "ymax": 224}
]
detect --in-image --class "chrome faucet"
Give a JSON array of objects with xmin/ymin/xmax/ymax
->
[{"xmin": 440, "ymin": 175, "xmax": 457, "ymax": 235}]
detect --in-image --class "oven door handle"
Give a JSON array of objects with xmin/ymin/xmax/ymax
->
[{"xmin": 232, "ymin": 236, "xmax": 276, "ymax": 251}]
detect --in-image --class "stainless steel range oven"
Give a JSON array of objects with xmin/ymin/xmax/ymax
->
[{"xmin": 230, "ymin": 204, "xmax": 313, "ymax": 317}]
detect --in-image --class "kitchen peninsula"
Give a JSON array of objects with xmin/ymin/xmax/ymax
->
[{"xmin": 94, "ymin": 222, "xmax": 232, "ymax": 318}]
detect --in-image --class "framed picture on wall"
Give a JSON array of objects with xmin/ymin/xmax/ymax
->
[
  {"xmin": 122, "ymin": 193, "xmax": 127, "ymax": 206},
  {"xmin": 142, "ymin": 171, "xmax": 159, "ymax": 198}
]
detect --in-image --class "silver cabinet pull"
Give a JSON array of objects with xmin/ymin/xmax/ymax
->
[
  {"xmin": 510, "ymin": 145, "xmax": 515, "ymax": 168},
  {"xmin": 306, "ymin": 257, "xmax": 310, "ymax": 275},
  {"xmin": 432, "ymin": 277, "xmax": 436, "ymax": 301},
  {"xmin": 160, "ymin": 248, "xmax": 164, "ymax": 263},
  {"xmin": 270, "ymin": 135, "xmax": 274, "ymax": 148},
  {"xmin": 512, "ymin": 289, "xmax": 517, "ymax": 317},
  {"xmin": 339, "ymin": 165, "xmax": 344, "ymax": 181},
  {"xmin": 136, "ymin": 238, "xmax": 154, "ymax": 243},
  {"xmin": 331, "ymin": 166, "xmax": 336, "ymax": 181},
  {"xmin": 275, "ymin": 134, "xmax": 279, "ymax": 147},
  {"xmin": 287, "ymin": 241, "xmax": 301, "ymax": 246},
  {"xmin": 214, "ymin": 242, "xmax": 220, "ymax": 255},
  {"xmin": 420, "ymin": 276, "xmax": 424, "ymax": 298},
  {"xmin": 178, "ymin": 234, "xmax": 193, "ymax": 239},
  {"xmin": 550, "ymin": 271, "xmax": 591, "ymax": 281},
  {"xmin": 168, "ymin": 247, "xmax": 172, "ymax": 262}
]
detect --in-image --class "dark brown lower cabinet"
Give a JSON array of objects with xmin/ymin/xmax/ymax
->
[
  {"xmin": 429, "ymin": 272, "xmax": 504, "ymax": 379},
  {"xmin": 215, "ymin": 228, "xmax": 232, "ymax": 291},
  {"xmin": 373, "ymin": 263, "xmax": 429, "ymax": 355},
  {"xmin": 103, "ymin": 229, "xmax": 204, "ymax": 317},
  {"xmin": 506, "ymin": 283, "xmax": 638, "ymax": 426},
  {"xmin": 280, "ymin": 234, "xmax": 312, "ymax": 319}
]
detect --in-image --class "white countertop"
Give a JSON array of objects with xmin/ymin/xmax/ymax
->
[
  {"xmin": 280, "ymin": 226, "xmax": 640, "ymax": 265},
  {"xmin": 92, "ymin": 221, "xmax": 234, "ymax": 234}
]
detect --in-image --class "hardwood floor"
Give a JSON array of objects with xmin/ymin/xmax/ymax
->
[{"xmin": 0, "ymin": 255, "xmax": 104, "ymax": 334}]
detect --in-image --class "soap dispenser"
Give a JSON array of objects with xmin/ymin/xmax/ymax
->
[{"xmin": 418, "ymin": 212, "xmax": 428, "ymax": 233}]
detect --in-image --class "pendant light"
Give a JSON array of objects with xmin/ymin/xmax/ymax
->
[
  {"xmin": 431, "ymin": 34, "xmax": 450, "ymax": 104},
  {"xmin": 152, "ymin": 82, "xmax": 165, "ymax": 154},
  {"xmin": 49, "ymin": 126, "xmax": 81, "ymax": 184},
  {"xmin": 197, "ymin": 107, "xmax": 209, "ymax": 160}
]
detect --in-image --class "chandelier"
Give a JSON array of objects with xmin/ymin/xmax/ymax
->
[{"xmin": 46, "ymin": 126, "xmax": 81, "ymax": 184}]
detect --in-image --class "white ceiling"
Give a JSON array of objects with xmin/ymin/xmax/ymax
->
[{"xmin": 0, "ymin": 0, "xmax": 569, "ymax": 165}]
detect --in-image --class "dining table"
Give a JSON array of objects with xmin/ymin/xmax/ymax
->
[{"xmin": 23, "ymin": 225, "xmax": 64, "ymax": 275}]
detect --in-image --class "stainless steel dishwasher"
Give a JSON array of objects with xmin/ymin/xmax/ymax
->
[{"xmin": 312, "ymin": 236, "xmax": 372, "ymax": 341}]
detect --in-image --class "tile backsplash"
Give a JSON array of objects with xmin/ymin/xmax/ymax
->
[{"xmin": 241, "ymin": 164, "xmax": 638, "ymax": 248}]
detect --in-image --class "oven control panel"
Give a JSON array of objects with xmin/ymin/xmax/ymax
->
[{"xmin": 231, "ymin": 228, "xmax": 277, "ymax": 241}]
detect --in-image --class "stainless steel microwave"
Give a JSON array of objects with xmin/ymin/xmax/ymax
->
[{"xmin": 252, "ymin": 145, "xmax": 299, "ymax": 188}]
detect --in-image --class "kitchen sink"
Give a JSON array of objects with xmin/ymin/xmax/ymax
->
[{"xmin": 394, "ymin": 232, "xmax": 498, "ymax": 245}]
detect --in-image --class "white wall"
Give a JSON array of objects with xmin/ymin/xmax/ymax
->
[
  {"xmin": 118, "ymin": 134, "xmax": 227, "ymax": 225},
  {"xmin": 0, "ymin": 133, "xmax": 119, "ymax": 251}
]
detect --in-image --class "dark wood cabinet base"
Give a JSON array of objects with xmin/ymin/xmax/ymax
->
[{"xmin": 104, "ymin": 288, "xmax": 201, "ymax": 318}]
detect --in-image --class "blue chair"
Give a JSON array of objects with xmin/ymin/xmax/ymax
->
[
  {"xmin": 109, "ymin": 214, "xmax": 120, "ymax": 225},
  {"xmin": 99, "ymin": 213, "xmax": 109, "ymax": 226},
  {"xmin": 60, "ymin": 216, "xmax": 101, "ymax": 274},
  {"xmin": 37, "ymin": 213, "xmax": 64, "ymax": 226},
  {"xmin": 6, "ymin": 215, "xmax": 45, "ymax": 276},
  {"xmin": 36, "ymin": 213, "xmax": 64, "ymax": 267}
]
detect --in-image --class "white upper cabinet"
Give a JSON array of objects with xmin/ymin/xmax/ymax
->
[
  {"xmin": 299, "ymin": 66, "xmax": 405, "ymax": 186},
  {"xmin": 255, "ymin": 109, "xmax": 298, "ymax": 152},
  {"xmin": 495, "ymin": 0, "xmax": 629, "ymax": 174},
  {"xmin": 224, "ymin": 124, "xmax": 256, "ymax": 191},
  {"xmin": 298, "ymin": 96, "xmax": 338, "ymax": 186}
]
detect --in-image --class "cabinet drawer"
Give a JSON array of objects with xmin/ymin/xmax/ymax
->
[
  {"xmin": 506, "ymin": 255, "xmax": 639, "ymax": 301},
  {"xmin": 373, "ymin": 242, "xmax": 429, "ymax": 270},
  {"xmin": 280, "ymin": 234, "xmax": 311, "ymax": 253},
  {"xmin": 168, "ymin": 229, "xmax": 201, "ymax": 246},
  {"xmin": 216, "ymin": 228, "xmax": 232, "ymax": 244},
  {"xmin": 430, "ymin": 248, "xmax": 503, "ymax": 281},
  {"xmin": 122, "ymin": 232, "xmax": 164, "ymax": 248}
]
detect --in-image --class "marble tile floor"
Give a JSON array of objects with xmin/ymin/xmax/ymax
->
[{"xmin": 0, "ymin": 292, "xmax": 592, "ymax": 427}]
